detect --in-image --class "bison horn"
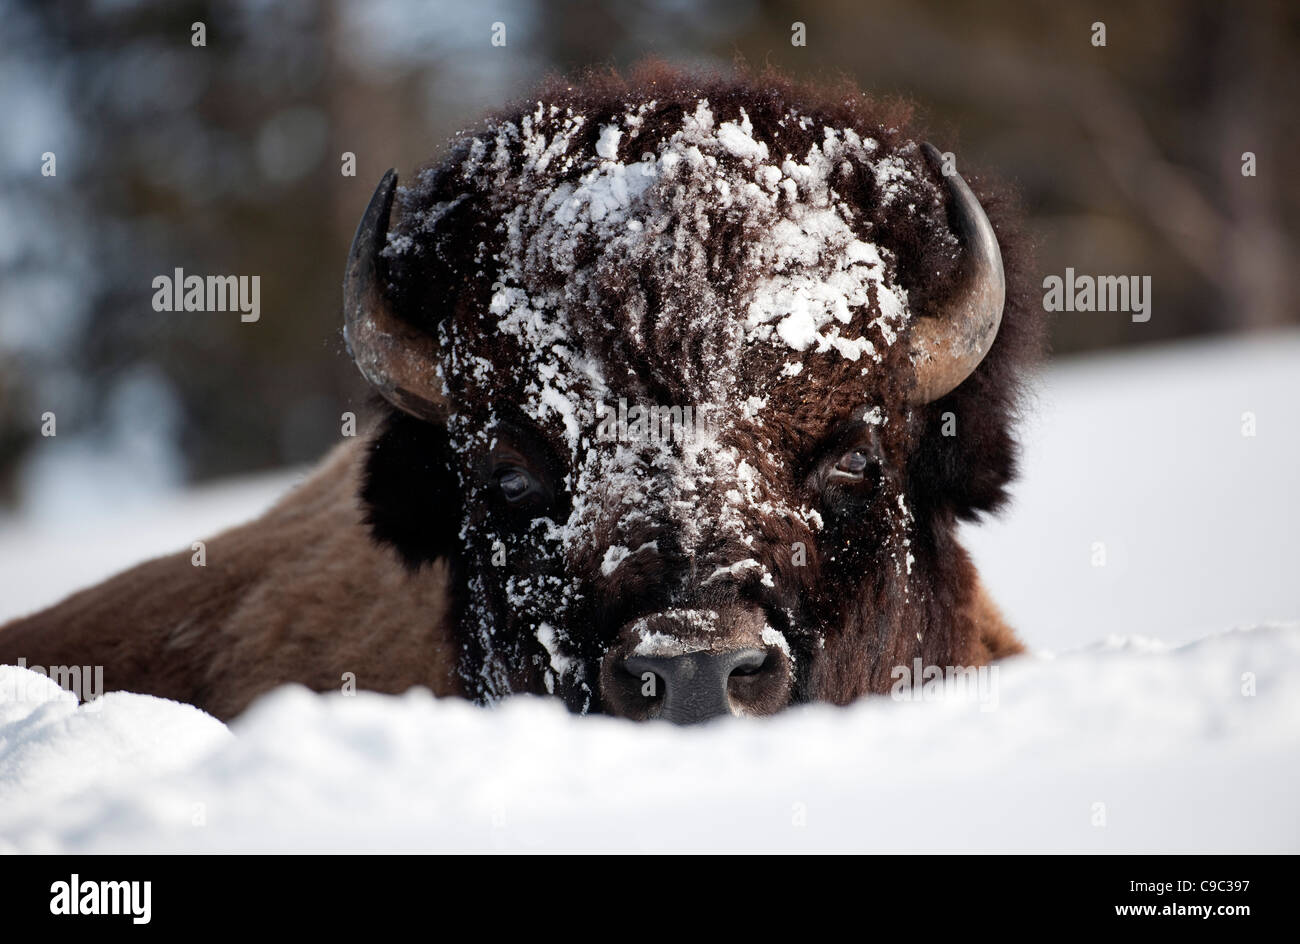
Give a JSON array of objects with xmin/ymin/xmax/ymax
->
[
  {"xmin": 343, "ymin": 169, "xmax": 447, "ymax": 421},
  {"xmin": 908, "ymin": 143, "xmax": 1006, "ymax": 404}
]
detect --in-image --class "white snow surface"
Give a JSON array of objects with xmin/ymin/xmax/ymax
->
[
  {"xmin": 960, "ymin": 331, "xmax": 1300, "ymax": 650},
  {"xmin": 1, "ymin": 626, "xmax": 1296, "ymax": 852},
  {"xmin": 1, "ymin": 331, "xmax": 1298, "ymax": 851}
]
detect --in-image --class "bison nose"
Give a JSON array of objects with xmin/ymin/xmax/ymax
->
[{"xmin": 618, "ymin": 647, "xmax": 784, "ymax": 724}]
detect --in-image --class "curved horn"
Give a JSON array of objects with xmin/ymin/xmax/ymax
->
[
  {"xmin": 343, "ymin": 169, "xmax": 446, "ymax": 420},
  {"xmin": 909, "ymin": 143, "xmax": 1006, "ymax": 404}
]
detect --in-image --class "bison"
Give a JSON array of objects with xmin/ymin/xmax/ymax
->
[{"xmin": 0, "ymin": 66, "xmax": 1041, "ymax": 723}]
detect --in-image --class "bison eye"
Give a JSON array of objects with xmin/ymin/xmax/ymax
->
[
  {"xmin": 495, "ymin": 467, "xmax": 535, "ymax": 502},
  {"xmin": 831, "ymin": 449, "xmax": 873, "ymax": 481}
]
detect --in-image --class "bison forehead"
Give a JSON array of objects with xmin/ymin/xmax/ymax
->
[
  {"xmin": 555, "ymin": 422, "xmax": 820, "ymax": 568},
  {"xmin": 417, "ymin": 98, "xmax": 936, "ymax": 461}
]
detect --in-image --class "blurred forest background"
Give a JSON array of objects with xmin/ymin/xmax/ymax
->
[{"xmin": 1, "ymin": 0, "xmax": 1296, "ymax": 516}]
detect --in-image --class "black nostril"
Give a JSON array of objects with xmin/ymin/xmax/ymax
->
[{"xmin": 621, "ymin": 647, "xmax": 779, "ymax": 725}]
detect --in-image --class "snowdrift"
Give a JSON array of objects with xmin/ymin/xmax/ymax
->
[{"xmin": 2, "ymin": 625, "xmax": 1297, "ymax": 852}]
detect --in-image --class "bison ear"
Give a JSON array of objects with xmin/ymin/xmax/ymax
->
[
  {"xmin": 344, "ymin": 170, "xmax": 449, "ymax": 421},
  {"xmin": 360, "ymin": 410, "xmax": 462, "ymax": 569}
]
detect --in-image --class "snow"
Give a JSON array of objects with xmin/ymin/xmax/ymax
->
[
  {"xmin": 761, "ymin": 625, "xmax": 792, "ymax": 658},
  {"xmin": 715, "ymin": 109, "xmax": 769, "ymax": 162},
  {"xmin": 961, "ymin": 331, "xmax": 1300, "ymax": 650},
  {"xmin": 533, "ymin": 623, "xmax": 573, "ymax": 680},
  {"xmin": 0, "ymin": 625, "xmax": 1296, "ymax": 852},
  {"xmin": 739, "ymin": 150, "xmax": 908, "ymax": 363},
  {"xmin": 594, "ymin": 123, "xmax": 622, "ymax": 161},
  {"xmin": 0, "ymin": 669, "xmax": 231, "ymax": 824},
  {"xmin": 1, "ymin": 332, "xmax": 1297, "ymax": 851},
  {"xmin": 600, "ymin": 540, "xmax": 657, "ymax": 576}
]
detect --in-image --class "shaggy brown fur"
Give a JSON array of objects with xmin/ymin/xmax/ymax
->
[{"xmin": 0, "ymin": 64, "xmax": 1038, "ymax": 721}]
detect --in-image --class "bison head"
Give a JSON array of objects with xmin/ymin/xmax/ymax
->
[{"xmin": 345, "ymin": 69, "xmax": 1034, "ymax": 722}]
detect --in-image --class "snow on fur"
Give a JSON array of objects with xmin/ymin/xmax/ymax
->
[{"xmin": 386, "ymin": 98, "xmax": 928, "ymax": 699}]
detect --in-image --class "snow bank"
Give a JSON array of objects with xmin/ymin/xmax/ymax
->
[
  {"xmin": 2, "ymin": 625, "xmax": 1297, "ymax": 852},
  {"xmin": 0, "ymin": 668, "xmax": 230, "ymax": 839},
  {"xmin": 962, "ymin": 331, "xmax": 1300, "ymax": 649}
]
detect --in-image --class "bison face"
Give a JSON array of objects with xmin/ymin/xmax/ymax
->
[
  {"xmin": 435, "ymin": 387, "xmax": 910, "ymax": 723},
  {"xmin": 347, "ymin": 89, "xmax": 1005, "ymax": 722}
]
